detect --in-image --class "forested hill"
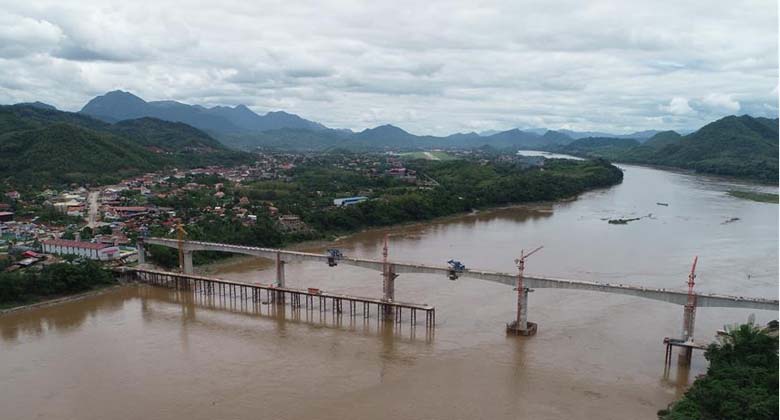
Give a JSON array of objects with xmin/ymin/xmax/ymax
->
[
  {"xmin": 0, "ymin": 105, "xmax": 252, "ymax": 187},
  {"xmin": 111, "ymin": 118, "xmax": 227, "ymax": 151},
  {"xmin": 552, "ymin": 115, "xmax": 779, "ymax": 182},
  {"xmin": 0, "ymin": 123, "xmax": 160, "ymax": 186}
]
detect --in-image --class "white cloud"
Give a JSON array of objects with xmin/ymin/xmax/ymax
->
[
  {"xmin": 0, "ymin": 0, "xmax": 776, "ymax": 134},
  {"xmin": 662, "ymin": 97, "xmax": 695, "ymax": 115},
  {"xmin": 701, "ymin": 93, "xmax": 741, "ymax": 113},
  {"xmin": 0, "ymin": 12, "xmax": 63, "ymax": 58}
]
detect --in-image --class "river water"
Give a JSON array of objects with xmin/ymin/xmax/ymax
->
[{"xmin": 1, "ymin": 163, "xmax": 777, "ymax": 420}]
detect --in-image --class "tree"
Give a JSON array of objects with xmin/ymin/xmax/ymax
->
[
  {"xmin": 81, "ymin": 226, "xmax": 94, "ymax": 240},
  {"xmin": 659, "ymin": 322, "xmax": 778, "ymax": 420}
]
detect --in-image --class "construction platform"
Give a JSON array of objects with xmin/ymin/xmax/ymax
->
[
  {"xmin": 506, "ymin": 321, "xmax": 538, "ymax": 336},
  {"xmin": 663, "ymin": 337, "xmax": 708, "ymax": 365}
]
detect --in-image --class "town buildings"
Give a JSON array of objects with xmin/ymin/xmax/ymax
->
[{"xmin": 41, "ymin": 239, "xmax": 120, "ymax": 261}]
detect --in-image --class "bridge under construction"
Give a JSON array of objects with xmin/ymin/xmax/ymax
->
[{"xmin": 135, "ymin": 237, "xmax": 778, "ymax": 361}]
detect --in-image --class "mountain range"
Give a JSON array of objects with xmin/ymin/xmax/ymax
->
[
  {"xmin": 74, "ymin": 91, "xmax": 678, "ymax": 151},
  {"xmin": 0, "ymin": 104, "xmax": 251, "ymax": 186},
  {"xmin": 2, "ymin": 91, "xmax": 777, "ymax": 184},
  {"xmin": 80, "ymin": 90, "xmax": 326, "ymax": 134}
]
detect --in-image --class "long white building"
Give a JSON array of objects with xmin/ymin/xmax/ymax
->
[{"xmin": 41, "ymin": 239, "xmax": 120, "ymax": 261}]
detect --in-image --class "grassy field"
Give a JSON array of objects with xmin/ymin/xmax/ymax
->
[
  {"xmin": 400, "ymin": 151, "xmax": 457, "ymax": 161},
  {"xmin": 727, "ymin": 190, "xmax": 779, "ymax": 203}
]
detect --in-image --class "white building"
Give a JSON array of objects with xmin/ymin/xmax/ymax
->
[
  {"xmin": 333, "ymin": 196, "xmax": 368, "ymax": 206},
  {"xmin": 41, "ymin": 239, "xmax": 120, "ymax": 261}
]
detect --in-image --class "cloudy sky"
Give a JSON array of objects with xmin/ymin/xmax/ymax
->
[{"xmin": 0, "ymin": 0, "xmax": 777, "ymax": 135}]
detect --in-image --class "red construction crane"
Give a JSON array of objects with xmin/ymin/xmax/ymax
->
[
  {"xmin": 681, "ymin": 256, "xmax": 698, "ymax": 342},
  {"xmin": 508, "ymin": 245, "xmax": 543, "ymax": 335}
]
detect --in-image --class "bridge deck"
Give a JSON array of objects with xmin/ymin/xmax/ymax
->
[{"xmin": 140, "ymin": 238, "xmax": 778, "ymax": 311}]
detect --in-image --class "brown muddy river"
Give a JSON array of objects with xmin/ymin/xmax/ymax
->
[{"xmin": 1, "ymin": 163, "xmax": 777, "ymax": 420}]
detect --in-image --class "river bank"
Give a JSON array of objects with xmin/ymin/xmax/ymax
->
[{"xmin": 0, "ymin": 283, "xmax": 121, "ymax": 315}]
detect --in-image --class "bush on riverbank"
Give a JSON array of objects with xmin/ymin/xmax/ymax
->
[
  {"xmin": 0, "ymin": 261, "xmax": 115, "ymax": 308},
  {"xmin": 658, "ymin": 322, "xmax": 778, "ymax": 420}
]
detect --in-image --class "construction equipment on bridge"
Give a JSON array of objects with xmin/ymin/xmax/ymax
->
[
  {"xmin": 507, "ymin": 245, "xmax": 543, "ymax": 336},
  {"xmin": 447, "ymin": 259, "xmax": 466, "ymax": 280},
  {"xmin": 327, "ymin": 249, "xmax": 343, "ymax": 267}
]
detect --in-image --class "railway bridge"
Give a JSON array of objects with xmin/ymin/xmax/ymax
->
[{"xmin": 137, "ymin": 237, "xmax": 778, "ymax": 348}]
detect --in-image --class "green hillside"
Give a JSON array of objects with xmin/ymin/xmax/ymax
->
[
  {"xmin": 0, "ymin": 105, "xmax": 253, "ymax": 187},
  {"xmin": 111, "ymin": 117, "xmax": 227, "ymax": 151},
  {"xmin": 0, "ymin": 123, "xmax": 160, "ymax": 185},
  {"xmin": 643, "ymin": 130, "xmax": 682, "ymax": 148},
  {"xmin": 563, "ymin": 137, "xmax": 639, "ymax": 159},
  {"xmin": 555, "ymin": 116, "xmax": 778, "ymax": 182},
  {"xmin": 650, "ymin": 116, "xmax": 777, "ymax": 181}
]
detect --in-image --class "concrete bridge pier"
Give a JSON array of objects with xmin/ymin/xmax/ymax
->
[
  {"xmin": 136, "ymin": 240, "xmax": 146, "ymax": 265},
  {"xmin": 507, "ymin": 287, "xmax": 537, "ymax": 336},
  {"xmin": 678, "ymin": 300, "xmax": 697, "ymax": 365},
  {"xmin": 182, "ymin": 251, "xmax": 194, "ymax": 274},
  {"xmin": 382, "ymin": 264, "xmax": 398, "ymax": 319},
  {"xmin": 275, "ymin": 252, "xmax": 286, "ymax": 287},
  {"xmin": 274, "ymin": 252, "xmax": 286, "ymax": 303},
  {"xmin": 383, "ymin": 264, "xmax": 396, "ymax": 301}
]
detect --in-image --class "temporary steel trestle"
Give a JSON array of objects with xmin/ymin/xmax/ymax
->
[{"xmin": 127, "ymin": 268, "xmax": 436, "ymax": 329}]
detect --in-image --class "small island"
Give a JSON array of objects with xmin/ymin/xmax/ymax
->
[{"xmin": 727, "ymin": 190, "xmax": 779, "ymax": 204}]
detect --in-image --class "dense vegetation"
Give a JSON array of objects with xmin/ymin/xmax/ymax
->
[
  {"xmin": 0, "ymin": 261, "xmax": 115, "ymax": 308},
  {"xmin": 0, "ymin": 123, "xmax": 160, "ymax": 186},
  {"xmin": 307, "ymin": 158, "xmax": 622, "ymax": 232},
  {"xmin": 111, "ymin": 117, "xmax": 226, "ymax": 150},
  {"xmin": 553, "ymin": 116, "xmax": 779, "ymax": 183},
  {"xmin": 0, "ymin": 105, "xmax": 252, "ymax": 187},
  {"xmin": 659, "ymin": 322, "xmax": 778, "ymax": 420}
]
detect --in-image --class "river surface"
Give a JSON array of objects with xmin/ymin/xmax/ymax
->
[{"xmin": 1, "ymin": 162, "xmax": 777, "ymax": 420}]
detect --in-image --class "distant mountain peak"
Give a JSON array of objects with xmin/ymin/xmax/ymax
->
[
  {"xmin": 14, "ymin": 101, "xmax": 57, "ymax": 111},
  {"xmin": 80, "ymin": 91, "xmax": 328, "ymax": 133},
  {"xmin": 361, "ymin": 124, "xmax": 411, "ymax": 135},
  {"xmin": 102, "ymin": 90, "xmax": 146, "ymax": 102}
]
